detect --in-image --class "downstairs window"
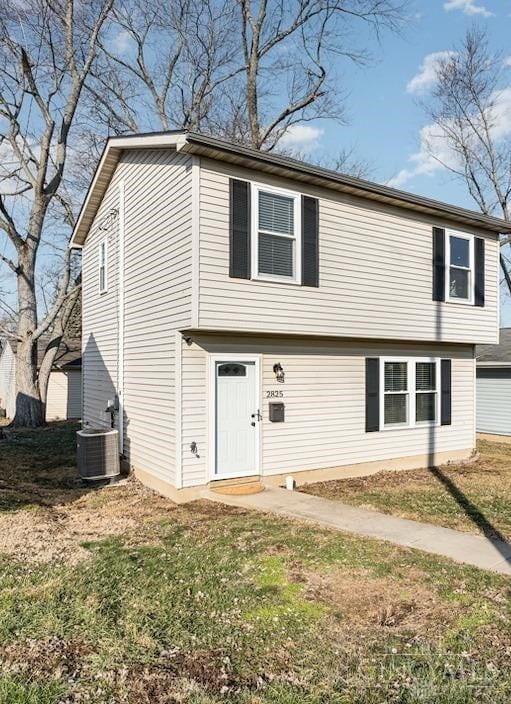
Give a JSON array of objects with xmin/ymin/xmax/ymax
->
[{"xmin": 381, "ymin": 358, "xmax": 440, "ymax": 429}]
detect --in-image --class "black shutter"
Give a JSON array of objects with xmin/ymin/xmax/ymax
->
[
  {"xmin": 366, "ymin": 358, "xmax": 380, "ymax": 432},
  {"xmin": 474, "ymin": 237, "xmax": 485, "ymax": 307},
  {"xmin": 301, "ymin": 196, "xmax": 319, "ymax": 287},
  {"xmin": 229, "ymin": 179, "xmax": 250, "ymax": 279},
  {"xmin": 432, "ymin": 227, "xmax": 445, "ymax": 302},
  {"xmin": 441, "ymin": 359, "xmax": 451, "ymax": 426}
]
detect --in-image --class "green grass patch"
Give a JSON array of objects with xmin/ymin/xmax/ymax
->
[
  {"xmin": 1, "ymin": 426, "xmax": 511, "ymax": 701},
  {"xmin": 0, "ymin": 676, "xmax": 64, "ymax": 704}
]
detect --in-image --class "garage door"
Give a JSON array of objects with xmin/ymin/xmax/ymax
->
[{"xmin": 476, "ymin": 367, "xmax": 511, "ymax": 435}]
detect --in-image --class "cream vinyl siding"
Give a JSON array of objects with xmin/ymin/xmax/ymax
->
[
  {"xmin": 122, "ymin": 149, "xmax": 193, "ymax": 485},
  {"xmin": 82, "ymin": 147, "xmax": 193, "ymax": 486},
  {"xmin": 82, "ymin": 165, "xmax": 121, "ymax": 431},
  {"xmin": 46, "ymin": 369, "xmax": 82, "ymax": 420},
  {"xmin": 181, "ymin": 336, "xmax": 207, "ymax": 487},
  {"xmin": 198, "ymin": 159, "xmax": 499, "ymax": 345},
  {"xmin": 0, "ymin": 342, "xmax": 16, "ymax": 419},
  {"xmin": 180, "ymin": 334, "xmax": 475, "ymax": 488}
]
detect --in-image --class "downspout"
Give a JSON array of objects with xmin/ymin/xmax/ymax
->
[{"xmin": 117, "ymin": 180, "xmax": 125, "ymax": 455}]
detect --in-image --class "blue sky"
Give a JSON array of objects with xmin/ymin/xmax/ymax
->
[
  {"xmin": 2, "ymin": 0, "xmax": 510, "ymax": 325},
  {"xmin": 282, "ymin": 0, "xmax": 511, "ymax": 323},
  {"xmin": 292, "ymin": 0, "xmax": 507, "ymax": 203}
]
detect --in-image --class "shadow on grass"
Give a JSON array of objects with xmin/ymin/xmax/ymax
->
[
  {"xmin": 430, "ymin": 466, "xmax": 511, "ymax": 566},
  {"xmin": 0, "ymin": 421, "xmax": 90, "ymax": 511}
]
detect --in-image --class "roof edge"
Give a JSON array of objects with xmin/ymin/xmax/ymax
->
[
  {"xmin": 183, "ymin": 131, "xmax": 511, "ymax": 234},
  {"xmin": 70, "ymin": 130, "xmax": 511, "ymax": 247},
  {"xmin": 70, "ymin": 132, "xmax": 187, "ymax": 247}
]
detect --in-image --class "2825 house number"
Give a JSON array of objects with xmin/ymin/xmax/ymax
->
[{"xmin": 266, "ymin": 390, "xmax": 284, "ymax": 398}]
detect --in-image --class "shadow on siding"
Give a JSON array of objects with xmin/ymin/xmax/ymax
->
[{"xmin": 83, "ymin": 333, "xmax": 129, "ymax": 470}]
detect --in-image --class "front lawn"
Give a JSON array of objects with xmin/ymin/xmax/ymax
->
[
  {"xmin": 0, "ymin": 424, "xmax": 510, "ymax": 703},
  {"xmin": 299, "ymin": 440, "xmax": 511, "ymax": 543}
]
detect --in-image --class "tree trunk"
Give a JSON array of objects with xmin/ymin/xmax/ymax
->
[
  {"xmin": 11, "ymin": 248, "xmax": 44, "ymax": 427},
  {"xmin": 12, "ymin": 338, "xmax": 45, "ymax": 427}
]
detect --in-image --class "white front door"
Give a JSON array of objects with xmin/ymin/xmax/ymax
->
[{"xmin": 214, "ymin": 359, "xmax": 259, "ymax": 477}]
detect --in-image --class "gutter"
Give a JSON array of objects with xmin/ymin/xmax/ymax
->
[
  {"xmin": 70, "ymin": 130, "xmax": 511, "ymax": 247},
  {"xmin": 183, "ymin": 131, "xmax": 511, "ymax": 234}
]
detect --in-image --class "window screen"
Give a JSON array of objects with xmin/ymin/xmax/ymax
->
[
  {"xmin": 416, "ymin": 362, "xmax": 435, "ymax": 390},
  {"xmin": 258, "ymin": 234, "xmax": 294, "ymax": 277},
  {"xmin": 258, "ymin": 191, "xmax": 294, "ymax": 235},
  {"xmin": 415, "ymin": 361, "xmax": 437, "ymax": 423},
  {"xmin": 384, "ymin": 394, "xmax": 407, "ymax": 425},
  {"xmin": 384, "ymin": 362, "xmax": 407, "ymax": 391},
  {"xmin": 384, "ymin": 362, "xmax": 408, "ymax": 426},
  {"xmin": 257, "ymin": 190, "xmax": 296, "ymax": 279},
  {"xmin": 448, "ymin": 234, "xmax": 472, "ymax": 301}
]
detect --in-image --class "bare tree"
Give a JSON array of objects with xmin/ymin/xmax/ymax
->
[
  {"xmin": 87, "ymin": 0, "xmax": 241, "ymax": 134},
  {"xmin": 0, "ymin": 0, "xmax": 406, "ymax": 428},
  {"xmin": 420, "ymin": 27, "xmax": 511, "ymax": 294},
  {"xmin": 90, "ymin": 0, "xmax": 406, "ymax": 147},
  {"xmin": 0, "ymin": 0, "xmax": 114, "ymax": 426},
  {"xmin": 230, "ymin": 0, "xmax": 404, "ymax": 150}
]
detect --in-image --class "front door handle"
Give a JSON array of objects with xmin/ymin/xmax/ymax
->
[{"xmin": 251, "ymin": 410, "xmax": 262, "ymax": 424}]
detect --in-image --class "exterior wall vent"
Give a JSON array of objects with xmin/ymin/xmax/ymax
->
[{"xmin": 77, "ymin": 428, "xmax": 120, "ymax": 481}]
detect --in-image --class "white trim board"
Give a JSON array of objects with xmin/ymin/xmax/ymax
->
[{"xmin": 117, "ymin": 180, "xmax": 125, "ymax": 454}]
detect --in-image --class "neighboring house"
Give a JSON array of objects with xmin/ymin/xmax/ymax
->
[
  {"xmin": 70, "ymin": 131, "xmax": 508, "ymax": 502},
  {"xmin": 476, "ymin": 328, "xmax": 511, "ymax": 438},
  {"xmin": 0, "ymin": 338, "xmax": 16, "ymax": 419},
  {"xmin": 0, "ymin": 338, "xmax": 82, "ymax": 421}
]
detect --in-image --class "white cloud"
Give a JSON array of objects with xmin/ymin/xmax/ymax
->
[
  {"xmin": 111, "ymin": 30, "xmax": 132, "ymax": 54},
  {"xmin": 443, "ymin": 0, "xmax": 494, "ymax": 17},
  {"xmin": 388, "ymin": 87, "xmax": 511, "ymax": 189},
  {"xmin": 279, "ymin": 125, "xmax": 324, "ymax": 154},
  {"xmin": 407, "ymin": 51, "xmax": 456, "ymax": 94},
  {"xmin": 486, "ymin": 87, "xmax": 511, "ymax": 140},
  {"xmin": 504, "ymin": 56, "xmax": 511, "ymax": 67},
  {"xmin": 388, "ymin": 123, "xmax": 459, "ymax": 188}
]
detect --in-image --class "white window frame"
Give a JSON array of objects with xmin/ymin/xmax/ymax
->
[
  {"xmin": 380, "ymin": 357, "xmax": 441, "ymax": 431},
  {"xmin": 251, "ymin": 182, "xmax": 301, "ymax": 285},
  {"xmin": 445, "ymin": 229, "xmax": 474, "ymax": 305},
  {"xmin": 99, "ymin": 238, "xmax": 108, "ymax": 294}
]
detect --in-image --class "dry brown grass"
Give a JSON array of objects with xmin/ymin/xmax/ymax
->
[
  {"xmin": 0, "ymin": 421, "xmax": 240, "ymax": 564},
  {"xmin": 1, "ymin": 424, "xmax": 511, "ymax": 703},
  {"xmin": 299, "ymin": 439, "xmax": 511, "ymax": 540}
]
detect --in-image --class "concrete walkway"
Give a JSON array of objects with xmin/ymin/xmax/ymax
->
[{"xmin": 204, "ymin": 486, "xmax": 511, "ymax": 576}]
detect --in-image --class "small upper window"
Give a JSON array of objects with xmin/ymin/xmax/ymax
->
[
  {"xmin": 446, "ymin": 231, "xmax": 473, "ymax": 304},
  {"xmin": 253, "ymin": 185, "xmax": 300, "ymax": 283},
  {"xmin": 99, "ymin": 239, "xmax": 108, "ymax": 293}
]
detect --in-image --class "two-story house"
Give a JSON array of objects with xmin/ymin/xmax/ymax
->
[{"xmin": 71, "ymin": 131, "xmax": 509, "ymax": 502}]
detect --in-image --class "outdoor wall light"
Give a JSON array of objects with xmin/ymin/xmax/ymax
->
[
  {"xmin": 273, "ymin": 363, "xmax": 285, "ymax": 383},
  {"xmin": 98, "ymin": 208, "xmax": 118, "ymax": 231}
]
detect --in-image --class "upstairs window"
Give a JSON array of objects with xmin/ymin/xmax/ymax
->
[
  {"xmin": 99, "ymin": 239, "xmax": 108, "ymax": 293},
  {"xmin": 446, "ymin": 232, "xmax": 473, "ymax": 304},
  {"xmin": 252, "ymin": 185, "xmax": 301, "ymax": 283},
  {"xmin": 381, "ymin": 358, "xmax": 440, "ymax": 429}
]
